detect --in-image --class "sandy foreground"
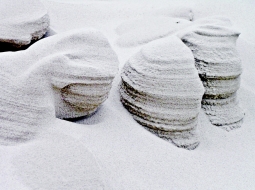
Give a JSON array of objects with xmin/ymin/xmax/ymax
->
[{"xmin": 0, "ymin": 0, "xmax": 255, "ymax": 189}]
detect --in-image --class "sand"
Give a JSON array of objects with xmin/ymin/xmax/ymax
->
[
  {"xmin": 0, "ymin": 0, "xmax": 49, "ymax": 51},
  {"xmin": 0, "ymin": 0, "xmax": 255, "ymax": 189}
]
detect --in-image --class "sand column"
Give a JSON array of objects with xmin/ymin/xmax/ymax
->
[
  {"xmin": 120, "ymin": 36, "xmax": 204, "ymax": 149},
  {"xmin": 181, "ymin": 25, "xmax": 245, "ymax": 131}
]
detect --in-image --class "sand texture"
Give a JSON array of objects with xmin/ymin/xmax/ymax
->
[
  {"xmin": 154, "ymin": 5, "xmax": 194, "ymax": 21},
  {"xmin": 116, "ymin": 17, "xmax": 191, "ymax": 47},
  {"xmin": 0, "ymin": 0, "xmax": 255, "ymax": 189},
  {"xmin": 12, "ymin": 133, "xmax": 105, "ymax": 190},
  {"xmin": 120, "ymin": 36, "xmax": 204, "ymax": 149},
  {"xmin": 0, "ymin": 29, "xmax": 118, "ymax": 145},
  {"xmin": 194, "ymin": 16, "xmax": 233, "ymax": 27},
  {"xmin": 181, "ymin": 22, "xmax": 245, "ymax": 131},
  {"xmin": 0, "ymin": 0, "xmax": 50, "ymax": 51}
]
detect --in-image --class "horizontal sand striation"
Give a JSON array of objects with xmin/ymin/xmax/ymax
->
[
  {"xmin": 0, "ymin": 29, "xmax": 119, "ymax": 145},
  {"xmin": 181, "ymin": 21, "xmax": 245, "ymax": 131},
  {"xmin": 120, "ymin": 36, "xmax": 204, "ymax": 149}
]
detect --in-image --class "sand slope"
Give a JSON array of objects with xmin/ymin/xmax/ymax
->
[{"xmin": 0, "ymin": 0, "xmax": 255, "ymax": 189}]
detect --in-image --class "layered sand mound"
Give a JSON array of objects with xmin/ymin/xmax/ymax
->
[
  {"xmin": 50, "ymin": 30, "xmax": 119, "ymax": 119},
  {"xmin": 0, "ymin": 29, "xmax": 118, "ymax": 145},
  {"xmin": 120, "ymin": 36, "xmax": 204, "ymax": 150},
  {"xmin": 0, "ymin": 0, "xmax": 50, "ymax": 51},
  {"xmin": 181, "ymin": 23, "xmax": 245, "ymax": 131}
]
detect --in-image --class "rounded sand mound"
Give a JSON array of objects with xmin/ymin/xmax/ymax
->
[
  {"xmin": 0, "ymin": 29, "xmax": 119, "ymax": 145},
  {"xmin": 120, "ymin": 36, "xmax": 204, "ymax": 149}
]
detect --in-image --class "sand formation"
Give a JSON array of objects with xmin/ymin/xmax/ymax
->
[
  {"xmin": 0, "ymin": 29, "xmax": 119, "ymax": 145},
  {"xmin": 0, "ymin": 1, "xmax": 244, "ymax": 150},
  {"xmin": 181, "ymin": 22, "xmax": 244, "ymax": 131},
  {"xmin": 120, "ymin": 36, "xmax": 204, "ymax": 150},
  {"xmin": 0, "ymin": 0, "xmax": 50, "ymax": 51}
]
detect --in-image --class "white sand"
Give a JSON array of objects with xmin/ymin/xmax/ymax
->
[
  {"xmin": 180, "ymin": 23, "xmax": 244, "ymax": 130},
  {"xmin": 0, "ymin": 0, "xmax": 255, "ymax": 189},
  {"xmin": 0, "ymin": 124, "xmax": 106, "ymax": 189},
  {"xmin": 0, "ymin": 0, "xmax": 49, "ymax": 48},
  {"xmin": 120, "ymin": 36, "xmax": 204, "ymax": 149},
  {"xmin": 116, "ymin": 17, "xmax": 191, "ymax": 47}
]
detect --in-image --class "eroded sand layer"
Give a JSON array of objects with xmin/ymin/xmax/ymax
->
[
  {"xmin": 0, "ymin": 0, "xmax": 50, "ymax": 51},
  {"xmin": 0, "ymin": 29, "xmax": 119, "ymax": 145},
  {"xmin": 120, "ymin": 36, "xmax": 204, "ymax": 149},
  {"xmin": 181, "ymin": 21, "xmax": 245, "ymax": 131}
]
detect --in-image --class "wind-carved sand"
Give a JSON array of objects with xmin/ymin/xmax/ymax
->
[
  {"xmin": 0, "ymin": 0, "xmax": 50, "ymax": 51},
  {"xmin": 120, "ymin": 36, "xmax": 204, "ymax": 150},
  {"xmin": 0, "ymin": 29, "xmax": 119, "ymax": 145},
  {"xmin": 180, "ymin": 19, "xmax": 245, "ymax": 131}
]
